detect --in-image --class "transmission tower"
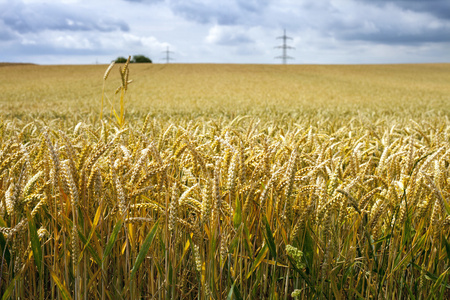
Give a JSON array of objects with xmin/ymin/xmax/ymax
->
[
  {"xmin": 275, "ymin": 29, "xmax": 294, "ymax": 64},
  {"xmin": 162, "ymin": 46, "xmax": 174, "ymax": 63}
]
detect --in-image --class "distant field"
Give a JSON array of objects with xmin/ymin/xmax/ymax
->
[
  {"xmin": 1, "ymin": 63, "xmax": 450, "ymax": 299},
  {"xmin": 1, "ymin": 63, "xmax": 449, "ymax": 123}
]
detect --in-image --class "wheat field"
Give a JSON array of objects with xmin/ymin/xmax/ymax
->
[
  {"xmin": 2, "ymin": 63, "xmax": 450, "ymax": 122},
  {"xmin": 0, "ymin": 62, "xmax": 450, "ymax": 299}
]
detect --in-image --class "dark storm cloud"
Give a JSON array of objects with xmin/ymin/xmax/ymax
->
[
  {"xmin": 0, "ymin": 20, "xmax": 17, "ymax": 41},
  {"xmin": 168, "ymin": 0, "xmax": 270, "ymax": 25},
  {"xmin": 357, "ymin": 0, "xmax": 450, "ymax": 20},
  {"xmin": 0, "ymin": 0, "xmax": 129, "ymax": 36},
  {"xmin": 161, "ymin": 0, "xmax": 450, "ymax": 46},
  {"xmin": 330, "ymin": 1, "xmax": 450, "ymax": 44},
  {"xmin": 337, "ymin": 25, "xmax": 450, "ymax": 44},
  {"xmin": 168, "ymin": 1, "xmax": 238, "ymax": 25},
  {"xmin": 235, "ymin": 0, "xmax": 270, "ymax": 13}
]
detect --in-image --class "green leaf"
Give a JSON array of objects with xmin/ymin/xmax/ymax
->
[
  {"xmin": 26, "ymin": 208, "xmax": 42, "ymax": 276},
  {"xmin": 263, "ymin": 215, "xmax": 277, "ymax": 259},
  {"xmin": 443, "ymin": 234, "xmax": 450, "ymax": 264},
  {"xmin": 412, "ymin": 263, "xmax": 450, "ymax": 289},
  {"xmin": 226, "ymin": 283, "xmax": 235, "ymax": 300},
  {"xmin": 1, "ymin": 275, "xmax": 20, "ymax": 300},
  {"xmin": 79, "ymin": 205, "xmax": 102, "ymax": 260},
  {"xmin": 130, "ymin": 219, "xmax": 159, "ymax": 281},
  {"xmin": 233, "ymin": 195, "xmax": 242, "ymax": 229},
  {"xmin": 50, "ymin": 271, "xmax": 73, "ymax": 300},
  {"xmin": 393, "ymin": 234, "xmax": 426, "ymax": 273},
  {"xmin": 229, "ymin": 231, "xmax": 240, "ymax": 254},
  {"xmin": 226, "ymin": 281, "xmax": 243, "ymax": 300},
  {"xmin": 303, "ymin": 224, "xmax": 314, "ymax": 271},
  {"xmin": 287, "ymin": 255, "xmax": 316, "ymax": 295},
  {"xmin": 404, "ymin": 281, "xmax": 416, "ymax": 300},
  {"xmin": 102, "ymin": 218, "xmax": 123, "ymax": 264},
  {"xmin": 242, "ymin": 222, "xmax": 253, "ymax": 257},
  {"xmin": 246, "ymin": 244, "xmax": 268, "ymax": 279},
  {"xmin": 432, "ymin": 268, "xmax": 450, "ymax": 293},
  {"xmin": 77, "ymin": 228, "xmax": 102, "ymax": 266},
  {"xmin": 0, "ymin": 216, "xmax": 11, "ymax": 266},
  {"xmin": 233, "ymin": 282, "xmax": 243, "ymax": 300},
  {"xmin": 0, "ymin": 215, "xmax": 7, "ymax": 227}
]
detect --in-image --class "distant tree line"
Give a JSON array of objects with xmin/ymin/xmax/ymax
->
[{"xmin": 115, "ymin": 55, "xmax": 152, "ymax": 63}]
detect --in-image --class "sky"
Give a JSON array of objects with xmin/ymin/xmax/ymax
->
[{"xmin": 1, "ymin": 0, "xmax": 449, "ymax": 65}]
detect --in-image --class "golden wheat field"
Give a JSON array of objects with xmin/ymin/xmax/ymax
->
[
  {"xmin": 2, "ymin": 63, "xmax": 450, "ymax": 122},
  {"xmin": 1, "ymin": 62, "xmax": 450, "ymax": 299}
]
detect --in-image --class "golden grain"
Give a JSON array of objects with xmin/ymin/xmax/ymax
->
[{"xmin": 1, "ymin": 63, "xmax": 449, "ymax": 299}]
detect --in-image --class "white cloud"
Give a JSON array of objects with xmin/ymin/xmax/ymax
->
[{"xmin": 0, "ymin": 0, "xmax": 449, "ymax": 64}]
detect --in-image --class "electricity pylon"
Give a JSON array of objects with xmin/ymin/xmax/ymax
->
[
  {"xmin": 162, "ymin": 46, "xmax": 174, "ymax": 63},
  {"xmin": 275, "ymin": 29, "xmax": 294, "ymax": 64}
]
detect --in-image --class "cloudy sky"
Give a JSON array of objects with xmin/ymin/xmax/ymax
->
[{"xmin": 1, "ymin": 0, "xmax": 449, "ymax": 64}]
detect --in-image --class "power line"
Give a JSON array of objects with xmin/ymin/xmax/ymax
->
[
  {"xmin": 161, "ymin": 46, "xmax": 174, "ymax": 63},
  {"xmin": 275, "ymin": 29, "xmax": 295, "ymax": 64}
]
